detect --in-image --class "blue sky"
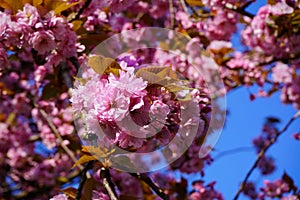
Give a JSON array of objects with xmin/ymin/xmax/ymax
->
[
  {"xmin": 185, "ymin": 1, "xmax": 300, "ymax": 198},
  {"xmin": 204, "ymin": 87, "xmax": 300, "ymax": 199}
]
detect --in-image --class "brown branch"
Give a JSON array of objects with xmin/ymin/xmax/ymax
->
[
  {"xmin": 60, "ymin": 62, "xmax": 74, "ymax": 88},
  {"xmin": 100, "ymin": 168, "xmax": 119, "ymax": 200},
  {"xmin": 76, "ymin": 161, "xmax": 94, "ymax": 200},
  {"xmin": 130, "ymin": 173, "xmax": 169, "ymax": 200},
  {"xmin": 70, "ymin": 0, "xmax": 92, "ymax": 22},
  {"xmin": 233, "ymin": 111, "xmax": 300, "ymax": 200},
  {"xmin": 169, "ymin": 0, "xmax": 175, "ymax": 29},
  {"xmin": 39, "ymin": 109, "xmax": 85, "ymax": 171},
  {"xmin": 224, "ymin": 3, "xmax": 254, "ymax": 19}
]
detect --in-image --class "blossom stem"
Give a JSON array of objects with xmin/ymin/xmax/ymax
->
[
  {"xmin": 169, "ymin": 0, "xmax": 175, "ymax": 29},
  {"xmin": 75, "ymin": 161, "xmax": 94, "ymax": 200},
  {"xmin": 233, "ymin": 111, "xmax": 300, "ymax": 200},
  {"xmin": 39, "ymin": 109, "xmax": 84, "ymax": 171},
  {"xmin": 130, "ymin": 173, "xmax": 170, "ymax": 200},
  {"xmin": 70, "ymin": 0, "xmax": 93, "ymax": 22},
  {"xmin": 100, "ymin": 168, "xmax": 119, "ymax": 200}
]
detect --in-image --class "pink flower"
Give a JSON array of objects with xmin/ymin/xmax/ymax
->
[
  {"xmin": 50, "ymin": 194, "xmax": 68, "ymax": 200},
  {"xmin": 16, "ymin": 4, "xmax": 39, "ymax": 26},
  {"xmin": 107, "ymin": 0, "xmax": 135, "ymax": 13},
  {"xmin": 270, "ymin": 2, "xmax": 294, "ymax": 16},
  {"xmin": 0, "ymin": 12, "xmax": 10, "ymax": 37},
  {"xmin": 29, "ymin": 30, "xmax": 56, "ymax": 55},
  {"xmin": 272, "ymin": 62, "xmax": 293, "ymax": 84},
  {"xmin": 49, "ymin": 16, "xmax": 68, "ymax": 41},
  {"xmin": 108, "ymin": 61, "xmax": 147, "ymax": 96},
  {"xmin": 176, "ymin": 11, "xmax": 193, "ymax": 29},
  {"xmin": 94, "ymin": 86, "xmax": 130, "ymax": 121}
]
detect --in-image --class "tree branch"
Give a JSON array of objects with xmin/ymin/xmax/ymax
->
[
  {"xmin": 76, "ymin": 161, "xmax": 94, "ymax": 200},
  {"xmin": 39, "ymin": 109, "xmax": 84, "ymax": 171},
  {"xmin": 100, "ymin": 168, "xmax": 119, "ymax": 200},
  {"xmin": 169, "ymin": 0, "xmax": 175, "ymax": 29},
  {"xmin": 224, "ymin": 3, "xmax": 254, "ymax": 19},
  {"xmin": 70, "ymin": 0, "xmax": 92, "ymax": 22},
  {"xmin": 130, "ymin": 173, "xmax": 170, "ymax": 200},
  {"xmin": 233, "ymin": 111, "xmax": 300, "ymax": 200}
]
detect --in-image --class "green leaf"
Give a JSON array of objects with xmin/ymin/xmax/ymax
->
[
  {"xmin": 54, "ymin": 1, "xmax": 81, "ymax": 15},
  {"xmin": 6, "ymin": 113, "xmax": 15, "ymax": 125},
  {"xmin": 73, "ymin": 154, "xmax": 97, "ymax": 168},
  {"xmin": 33, "ymin": 0, "xmax": 42, "ymax": 6},
  {"xmin": 111, "ymin": 155, "xmax": 138, "ymax": 172},
  {"xmin": 185, "ymin": 0, "xmax": 204, "ymax": 6},
  {"xmin": 73, "ymin": 76, "xmax": 90, "ymax": 85},
  {"xmin": 135, "ymin": 68, "xmax": 164, "ymax": 83},
  {"xmin": 267, "ymin": 0, "xmax": 277, "ymax": 5},
  {"xmin": 61, "ymin": 187, "xmax": 77, "ymax": 200},
  {"xmin": 87, "ymin": 55, "xmax": 121, "ymax": 76}
]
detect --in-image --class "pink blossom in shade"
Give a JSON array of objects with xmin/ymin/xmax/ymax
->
[
  {"xmin": 207, "ymin": 40, "xmax": 232, "ymax": 54},
  {"xmin": 280, "ymin": 76, "xmax": 300, "ymax": 109},
  {"xmin": 92, "ymin": 190, "xmax": 110, "ymax": 200},
  {"xmin": 7, "ymin": 146, "xmax": 34, "ymax": 168},
  {"xmin": 150, "ymin": 100, "xmax": 170, "ymax": 122},
  {"xmin": 107, "ymin": 0, "xmax": 136, "ymax": 13},
  {"xmin": 270, "ymin": 2, "xmax": 294, "ymax": 15},
  {"xmin": 49, "ymin": 194, "xmax": 68, "ymax": 200},
  {"xmin": 0, "ymin": 46, "xmax": 8, "ymax": 67},
  {"xmin": 281, "ymin": 195, "xmax": 299, "ymax": 200},
  {"xmin": 16, "ymin": 4, "xmax": 39, "ymax": 26},
  {"xmin": 201, "ymin": 9, "xmax": 238, "ymax": 41},
  {"xmin": 34, "ymin": 65, "xmax": 48, "ymax": 83},
  {"xmin": 189, "ymin": 192, "xmax": 202, "ymax": 200},
  {"xmin": 149, "ymin": 0, "xmax": 169, "ymax": 19},
  {"xmin": 186, "ymin": 38, "xmax": 202, "ymax": 58},
  {"xmin": 49, "ymin": 16, "xmax": 68, "ymax": 41},
  {"xmin": 111, "ymin": 171, "xmax": 143, "ymax": 199},
  {"xmin": 293, "ymin": 133, "xmax": 300, "ymax": 140},
  {"xmin": 152, "ymin": 173, "xmax": 176, "ymax": 190},
  {"xmin": 0, "ymin": 12, "xmax": 11, "ymax": 37},
  {"xmin": 115, "ymin": 131, "xmax": 145, "ymax": 148},
  {"xmin": 261, "ymin": 179, "xmax": 290, "ymax": 198},
  {"xmin": 257, "ymin": 155, "xmax": 275, "ymax": 175},
  {"xmin": 176, "ymin": 11, "xmax": 194, "ymax": 29},
  {"xmin": 4, "ymin": 20, "xmax": 31, "ymax": 48},
  {"xmin": 29, "ymin": 30, "xmax": 56, "ymax": 55},
  {"xmin": 272, "ymin": 62, "xmax": 293, "ymax": 84},
  {"xmin": 57, "ymin": 29, "xmax": 78, "ymax": 58},
  {"xmin": 242, "ymin": 182, "xmax": 258, "ymax": 199},
  {"xmin": 58, "ymin": 123, "xmax": 74, "ymax": 136}
]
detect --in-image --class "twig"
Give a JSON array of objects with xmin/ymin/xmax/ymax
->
[
  {"xmin": 69, "ymin": 56, "xmax": 81, "ymax": 71},
  {"xmin": 39, "ymin": 109, "xmax": 84, "ymax": 171},
  {"xmin": 75, "ymin": 161, "xmax": 94, "ymax": 200},
  {"xmin": 70, "ymin": 0, "xmax": 92, "ymax": 22},
  {"xmin": 224, "ymin": 3, "xmax": 254, "ymax": 19},
  {"xmin": 60, "ymin": 62, "xmax": 74, "ymax": 88},
  {"xmin": 233, "ymin": 111, "xmax": 300, "ymax": 200},
  {"xmin": 100, "ymin": 168, "xmax": 119, "ymax": 200},
  {"xmin": 130, "ymin": 173, "xmax": 169, "ymax": 200},
  {"xmin": 169, "ymin": 0, "xmax": 175, "ymax": 29},
  {"xmin": 179, "ymin": 0, "xmax": 189, "ymax": 14}
]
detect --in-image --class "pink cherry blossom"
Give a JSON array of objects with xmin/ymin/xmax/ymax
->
[{"xmin": 29, "ymin": 30, "xmax": 56, "ymax": 55}]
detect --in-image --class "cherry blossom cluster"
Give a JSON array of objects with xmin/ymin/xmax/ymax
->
[{"xmin": 1, "ymin": 0, "xmax": 300, "ymax": 199}]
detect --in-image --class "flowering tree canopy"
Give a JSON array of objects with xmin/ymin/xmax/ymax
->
[{"xmin": 0, "ymin": 0, "xmax": 299, "ymax": 199}]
